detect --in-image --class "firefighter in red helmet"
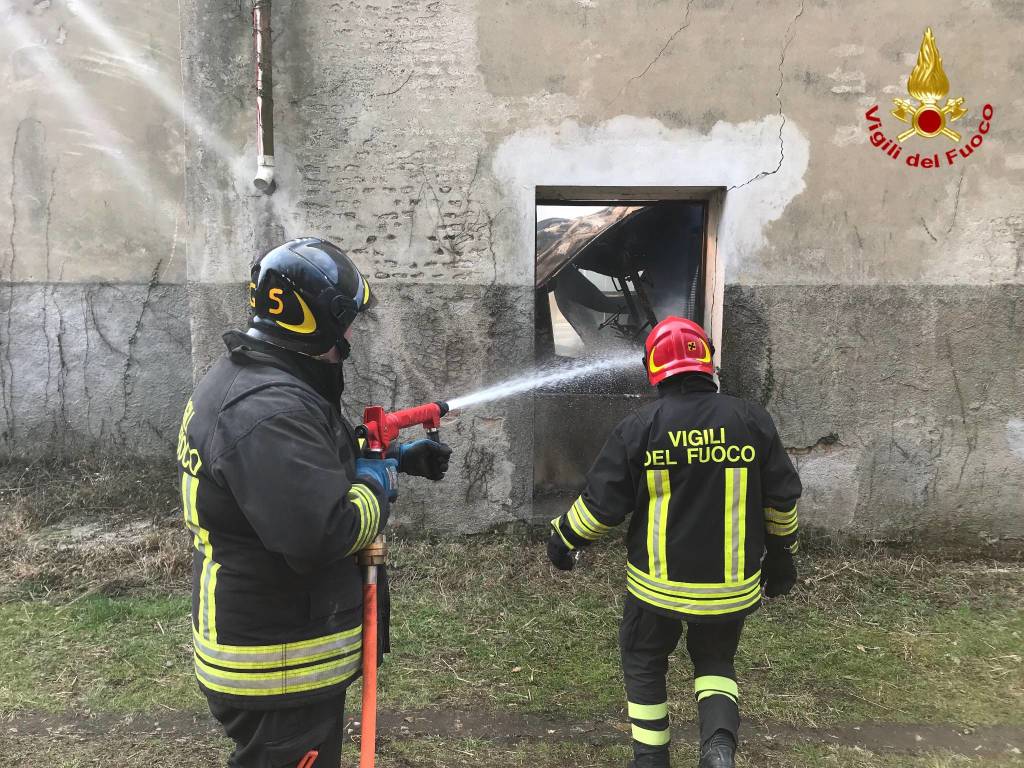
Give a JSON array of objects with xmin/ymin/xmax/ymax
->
[{"xmin": 547, "ymin": 317, "xmax": 802, "ymax": 768}]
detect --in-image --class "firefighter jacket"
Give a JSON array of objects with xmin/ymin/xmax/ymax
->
[
  {"xmin": 551, "ymin": 375, "xmax": 802, "ymax": 622},
  {"xmin": 175, "ymin": 331, "xmax": 388, "ymax": 709}
]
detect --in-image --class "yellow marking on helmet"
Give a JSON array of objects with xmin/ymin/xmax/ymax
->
[
  {"xmin": 275, "ymin": 292, "xmax": 317, "ymax": 334},
  {"xmin": 362, "ymin": 279, "xmax": 371, "ymax": 306},
  {"xmin": 648, "ymin": 346, "xmax": 667, "ymax": 374},
  {"xmin": 248, "ymin": 282, "xmax": 256, "ymax": 308},
  {"xmin": 696, "ymin": 339, "xmax": 712, "ymax": 364},
  {"xmin": 268, "ymin": 288, "xmax": 285, "ymax": 315}
]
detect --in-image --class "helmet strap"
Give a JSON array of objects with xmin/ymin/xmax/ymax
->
[{"xmin": 334, "ymin": 337, "xmax": 352, "ymax": 361}]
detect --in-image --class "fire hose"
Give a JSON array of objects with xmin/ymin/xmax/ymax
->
[{"xmin": 356, "ymin": 400, "xmax": 449, "ymax": 768}]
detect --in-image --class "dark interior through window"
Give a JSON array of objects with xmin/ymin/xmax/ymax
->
[{"xmin": 533, "ymin": 197, "xmax": 709, "ymax": 512}]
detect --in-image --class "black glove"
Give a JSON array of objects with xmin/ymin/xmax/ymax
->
[
  {"xmin": 547, "ymin": 532, "xmax": 577, "ymax": 571},
  {"xmin": 762, "ymin": 549, "xmax": 797, "ymax": 598},
  {"xmin": 391, "ymin": 439, "xmax": 453, "ymax": 481}
]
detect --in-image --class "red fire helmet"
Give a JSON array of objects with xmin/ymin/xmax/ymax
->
[{"xmin": 644, "ymin": 316, "xmax": 714, "ymax": 385}]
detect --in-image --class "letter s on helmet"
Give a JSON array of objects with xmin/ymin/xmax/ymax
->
[
  {"xmin": 644, "ymin": 316, "xmax": 715, "ymax": 386},
  {"xmin": 247, "ymin": 237, "xmax": 376, "ymax": 357}
]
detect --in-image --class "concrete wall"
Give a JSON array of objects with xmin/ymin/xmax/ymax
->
[
  {"xmin": 5, "ymin": 0, "xmax": 1023, "ymax": 542},
  {"xmin": 0, "ymin": 0, "xmax": 189, "ymax": 455}
]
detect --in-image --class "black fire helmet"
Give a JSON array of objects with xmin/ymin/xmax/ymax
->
[{"xmin": 247, "ymin": 237, "xmax": 376, "ymax": 358}]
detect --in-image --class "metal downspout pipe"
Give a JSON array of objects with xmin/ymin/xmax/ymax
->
[{"xmin": 252, "ymin": 0, "xmax": 275, "ymax": 193}]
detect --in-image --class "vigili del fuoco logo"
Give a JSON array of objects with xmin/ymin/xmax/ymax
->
[{"xmin": 864, "ymin": 27, "xmax": 994, "ymax": 169}]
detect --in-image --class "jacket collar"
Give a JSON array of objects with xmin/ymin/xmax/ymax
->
[
  {"xmin": 657, "ymin": 372, "xmax": 719, "ymax": 396},
  {"xmin": 223, "ymin": 330, "xmax": 344, "ymax": 405}
]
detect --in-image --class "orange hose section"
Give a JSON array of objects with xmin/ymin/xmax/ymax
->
[{"xmin": 359, "ymin": 579, "xmax": 378, "ymax": 768}]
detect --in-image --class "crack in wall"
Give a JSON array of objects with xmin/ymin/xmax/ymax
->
[
  {"xmin": 462, "ymin": 416, "xmax": 497, "ymax": 504},
  {"xmin": 87, "ymin": 287, "xmax": 129, "ymax": 356},
  {"xmin": 1, "ymin": 123, "xmax": 26, "ymax": 438},
  {"xmin": 728, "ymin": 0, "xmax": 804, "ymax": 190},
  {"xmin": 944, "ymin": 334, "xmax": 977, "ymax": 489},
  {"xmin": 42, "ymin": 163, "xmax": 57, "ymax": 426},
  {"xmin": 945, "ymin": 172, "xmax": 965, "ymax": 236},
  {"xmin": 608, "ymin": 0, "xmax": 695, "ymax": 105},
  {"xmin": 54, "ymin": 292, "xmax": 69, "ymax": 441},
  {"xmin": 374, "ymin": 70, "xmax": 412, "ymax": 97},
  {"xmin": 786, "ymin": 432, "xmax": 841, "ymax": 456},
  {"xmin": 117, "ymin": 260, "xmax": 163, "ymax": 437},
  {"xmin": 80, "ymin": 292, "xmax": 94, "ymax": 437}
]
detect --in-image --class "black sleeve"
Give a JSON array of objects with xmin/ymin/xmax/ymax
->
[
  {"xmin": 213, "ymin": 407, "xmax": 387, "ymax": 571},
  {"xmin": 551, "ymin": 415, "xmax": 644, "ymax": 550},
  {"xmin": 752, "ymin": 405, "xmax": 802, "ymax": 553}
]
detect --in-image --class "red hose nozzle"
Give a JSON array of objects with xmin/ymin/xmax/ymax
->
[{"xmin": 362, "ymin": 401, "xmax": 449, "ymax": 454}]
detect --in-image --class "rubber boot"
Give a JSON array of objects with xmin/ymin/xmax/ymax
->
[
  {"xmin": 626, "ymin": 757, "xmax": 670, "ymax": 768},
  {"xmin": 626, "ymin": 748, "xmax": 671, "ymax": 768},
  {"xmin": 698, "ymin": 730, "xmax": 735, "ymax": 768}
]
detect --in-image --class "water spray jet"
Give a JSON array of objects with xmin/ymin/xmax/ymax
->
[
  {"xmin": 72, "ymin": 0, "xmax": 238, "ymax": 165},
  {"xmin": 445, "ymin": 352, "xmax": 639, "ymax": 412},
  {"xmin": 0, "ymin": 13, "xmax": 158, "ymax": 201}
]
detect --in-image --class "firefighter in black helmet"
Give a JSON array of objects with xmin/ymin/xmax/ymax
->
[
  {"xmin": 546, "ymin": 317, "xmax": 802, "ymax": 768},
  {"xmin": 176, "ymin": 238, "xmax": 452, "ymax": 768}
]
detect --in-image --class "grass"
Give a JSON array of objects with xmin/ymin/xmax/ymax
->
[
  {"xmin": 380, "ymin": 537, "xmax": 1024, "ymax": 727},
  {"xmin": 0, "ymin": 535, "xmax": 1021, "ymax": 729},
  {"xmin": 785, "ymin": 745, "xmax": 1024, "ymax": 768},
  {"xmin": 1, "ymin": 459, "xmax": 1022, "ymax": 766},
  {"xmin": 0, "ymin": 729, "xmax": 231, "ymax": 768},
  {"xmin": 0, "ymin": 596, "xmax": 200, "ymax": 713}
]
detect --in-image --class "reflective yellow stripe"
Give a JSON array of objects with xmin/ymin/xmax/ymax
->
[
  {"xmin": 695, "ymin": 675, "xmax": 739, "ymax": 703},
  {"xmin": 628, "ymin": 701, "xmax": 668, "ymax": 720},
  {"xmin": 724, "ymin": 468, "xmax": 747, "ymax": 583},
  {"xmin": 737, "ymin": 469, "xmax": 747, "ymax": 580},
  {"xmin": 358, "ymin": 484, "xmax": 380, "ymax": 547},
  {"xmin": 195, "ymin": 624, "xmax": 363, "ymax": 656},
  {"xmin": 766, "ymin": 505, "xmax": 798, "ymax": 537},
  {"xmin": 193, "ymin": 626, "xmax": 362, "ymax": 670},
  {"xmin": 346, "ymin": 484, "xmax": 380, "ymax": 554},
  {"xmin": 574, "ymin": 497, "xmax": 610, "ymax": 537},
  {"xmin": 568, "ymin": 505, "xmax": 594, "ymax": 538},
  {"xmin": 631, "ymin": 724, "xmax": 671, "ymax": 746},
  {"xmin": 348, "ymin": 491, "xmax": 367, "ymax": 551},
  {"xmin": 627, "ymin": 574, "xmax": 761, "ymax": 616},
  {"xmin": 770, "ymin": 520, "xmax": 798, "ymax": 536},
  {"xmin": 765, "ymin": 505, "xmax": 797, "ymax": 524},
  {"xmin": 550, "ymin": 517, "xmax": 575, "ymax": 550},
  {"xmin": 194, "ymin": 648, "xmax": 361, "ymax": 697},
  {"xmin": 626, "ymin": 562, "xmax": 760, "ymax": 597},
  {"xmin": 566, "ymin": 498, "xmax": 604, "ymax": 541},
  {"xmin": 351, "ymin": 489, "xmax": 370, "ymax": 552},
  {"xmin": 182, "ymin": 471, "xmax": 218, "ymax": 642},
  {"xmin": 646, "ymin": 469, "xmax": 670, "ymax": 578},
  {"xmin": 207, "ymin": 561, "xmax": 220, "ymax": 642}
]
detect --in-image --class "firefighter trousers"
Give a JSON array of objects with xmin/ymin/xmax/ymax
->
[
  {"xmin": 619, "ymin": 595, "xmax": 744, "ymax": 766},
  {"xmin": 208, "ymin": 692, "xmax": 346, "ymax": 768}
]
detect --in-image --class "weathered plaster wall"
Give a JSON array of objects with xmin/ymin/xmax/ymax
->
[
  {"xmin": 5, "ymin": 0, "xmax": 1022, "ymax": 541},
  {"xmin": 0, "ymin": 0, "xmax": 189, "ymax": 456},
  {"xmin": 175, "ymin": 0, "xmax": 1022, "ymax": 540}
]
